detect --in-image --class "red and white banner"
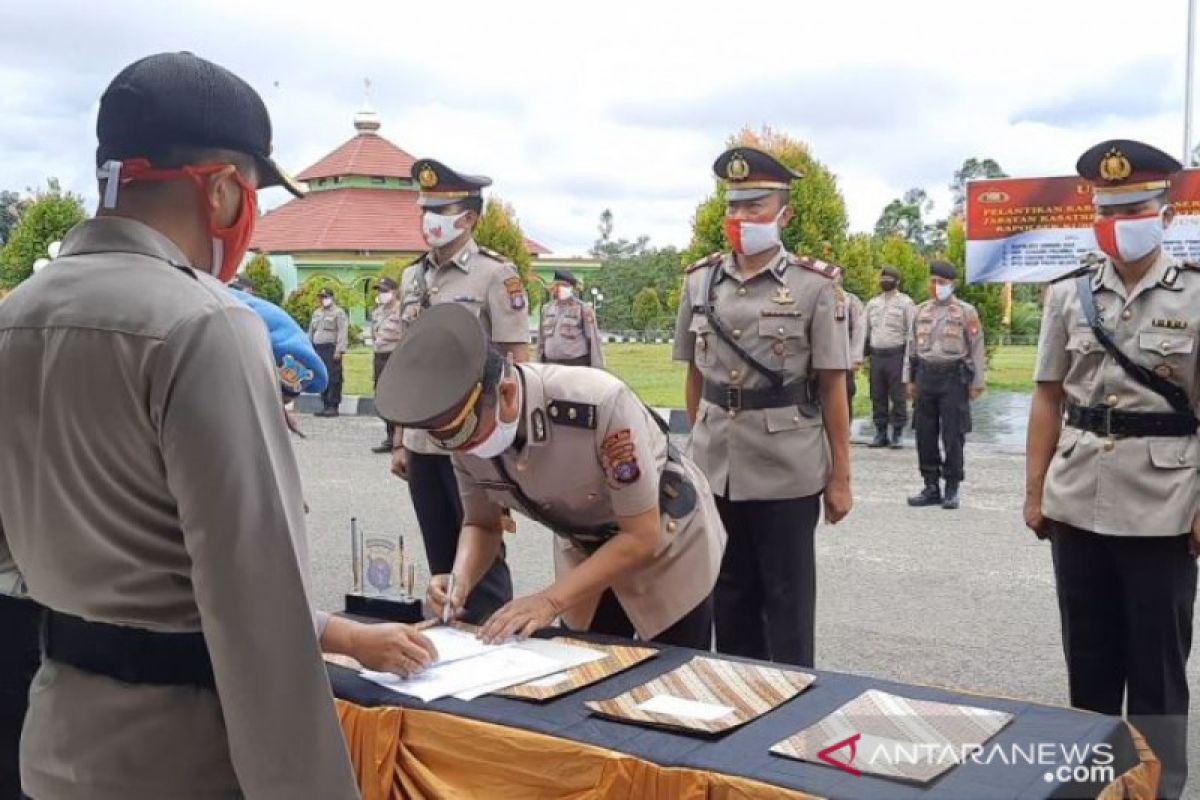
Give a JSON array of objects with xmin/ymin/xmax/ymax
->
[{"xmin": 965, "ymin": 172, "xmax": 1200, "ymax": 283}]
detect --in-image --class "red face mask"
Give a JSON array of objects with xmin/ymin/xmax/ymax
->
[{"xmin": 107, "ymin": 158, "xmax": 258, "ymax": 282}]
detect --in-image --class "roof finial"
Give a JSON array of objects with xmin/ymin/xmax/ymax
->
[{"xmin": 353, "ymin": 77, "xmax": 381, "ymax": 133}]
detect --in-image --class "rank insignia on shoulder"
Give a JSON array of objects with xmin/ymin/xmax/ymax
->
[
  {"xmin": 547, "ymin": 400, "xmax": 597, "ymax": 429},
  {"xmin": 1152, "ymin": 318, "xmax": 1188, "ymax": 330},
  {"xmin": 685, "ymin": 252, "xmax": 721, "ymax": 273},
  {"xmin": 601, "ymin": 429, "xmax": 641, "ymax": 485},
  {"xmin": 479, "ymin": 245, "xmax": 509, "ymax": 263},
  {"xmin": 503, "ymin": 276, "xmax": 527, "ymax": 311},
  {"xmin": 792, "ymin": 255, "xmax": 841, "ymax": 280}
]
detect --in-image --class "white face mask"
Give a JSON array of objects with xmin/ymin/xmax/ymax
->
[
  {"xmin": 376, "ymin": 291, "xmax": 394, "ymax": 305},
  {"xmin": 558, "ymin": 286, "xmax": 574, "ymax": 301},
  {"xmin": 466, "ymin": 381, "xmax": 521, "ymax": 459},
  {"xmin": 422, "ymin": 210, "xmax": 468, "ymax": 248},
  {"xmin": 724, "ymin": 206, "xmax": 785, "ymax": 256},
  {"xmin": 934, "ymin": 283, "xmax": 954, "ymax": 302},
  {"xmin": 320, "ymin": 297, "xmax": 333, "ymax": 308},
  {"xmin": 1093, "ymin": 208, "xmax": 1167, "ymax": 263}
]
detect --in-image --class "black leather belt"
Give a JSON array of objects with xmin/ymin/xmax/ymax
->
[
  {"xmin": 916, "ymin": 360, "xmax": 963, "ymax": 373},
  {"xmin": 702, "ymin": 379, "xmax": 810, "ymax": 411},
  {"xmin": 871, "ymin": 345, "xmax": 905, "ymax": 356},
  {"xmin": 42, "ymin": 609, "xmax": 215, "ymax": 689},
  {"xmin": 1065, "ymin": 403, "xmax": 1199, "ymax": 438}
]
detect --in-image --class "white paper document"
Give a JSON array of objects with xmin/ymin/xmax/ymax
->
[
  {"xmin": 451, "ymin": 640, "xmax": 607, "ymax": 700},
  {"xmin": 423, "ymin": 626, "xmax": 511, "ymax": 665},
  {"xmin": 636, "ymin": 694, "xmax": 735, "ymax": 722}
]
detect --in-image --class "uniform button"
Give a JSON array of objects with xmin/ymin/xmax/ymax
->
[
  {"xmin": 667, "ymin": 521, "xmax": 678, "ymax": 533},
  {"xmin": 736, "ymin": 287, "xmax": 747, "ymax": 296},
  {"xmin": 1121, "ymin": 309, "xmax": 1132, "ymax": 321},
  {"xmin": 732, "ymin": 329, "xmax": 742, "ymax": 338},
  {"xmin": 1179, "ymin": 455, "xmax": 1187, "ymax": 465},
  {"xmin": 777, "ymin": 326, "xmax": 786, "ymax": 335},
  {"xmin": 1161, "ymin": 340, "xmax": 1171, "ymax": 351},
  {"xmin": 793, "ymin": 415, "xmax": 800, "ymax": 423},
  {"xmin": 1105, "ymin": 394, "xmax": 1118, "ymax": 406},
  {"xmin": 430, "ymin": 286, "xmax": 440, "ymax": 295},
  {"xmin": 1102, "ymin": 440, "xmax": 1115, "ymax": 452},
  {"xmin": 516, "ymin": 463, "xmax": 527, "ymax": 472},
  {"xmin": 730, "ymin": 370, "xmax": 740, "ymax": 380}
]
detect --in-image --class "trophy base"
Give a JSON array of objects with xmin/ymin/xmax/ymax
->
[{"xmin": 344, "ymin": 593, "xmax": 424, "ymax": 623}]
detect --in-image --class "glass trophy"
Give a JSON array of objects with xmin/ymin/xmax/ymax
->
[{"xmin": 344, "ymin": 517, "xmax": 422, "ymax": 622}]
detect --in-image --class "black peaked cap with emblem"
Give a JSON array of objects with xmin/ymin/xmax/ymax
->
[
  {"xmin": 713, "ymin": 146, "xmax": 803, "ymax": 201},
  {"xmin": 376, "ymin": 303, "xmax": 488, "ymax": 426},
  {"xmin": 1076, "ymin": 139, "xmax": 1182, "ymax": 207},
  {"xmin": 553, "ymin": 270, "xmax": 579, "ymax": 286},
  {"xmin": 929, "ymin": 260, "xmax": 957, "ymax": 280},
  {"xmin": 376, "ymin": 276, "xmax": 398, "ymax": 292},
  {"xmin": 412, "ymin": 158, "xmax": 492, "ymax": 208},
  {"xmin": 96, "ymin": 52, "xmax": 304, "ymax": 197},
  {"xmin": 880, "ymin": 265, "xmax": 900, "ymax": 279}
]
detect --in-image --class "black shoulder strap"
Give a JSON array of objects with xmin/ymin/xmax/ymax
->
[
  {"xmin": 412, "ymin": 257, "xmax": 432, "ymax": 309},
  {"xmin": 1075, "ymin": 275, "xmax": 1194, "ymax": 414},
  {"xmin": 703, "ymin": 260, "xmax": 785, "ymax": 389}
]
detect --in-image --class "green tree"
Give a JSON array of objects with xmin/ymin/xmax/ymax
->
[
  {"xmin": 631, "ymin": 287, "xmax": 662, "ymax": 332},
  {"xmin": 874, "ymin": 188, "xmax": 945, "ymax": 252},
  {"xmin": 950, "ymin": 157, "xmax": 1007, "ymax": 217},
  {"xmin": 591, "ymin": 208, "xmax": 651, "ymax": 259},
  {"xmin": 473, "ymin": 197, "xmax": 540, "ymax": 308},
  {"xmin": 683, "ymin": 125, "xmax": 849, "ymax": 264},
  {"xmin": 840, "ymin": 233, "xmax": 877, "ymax": 301},
  {"xmin": 241, "ymin": 253, "xmax": 284, "ymax": 304},
  {"xmin": 0, "ymin": 190, "xmax": 24, "ymax": 245},
  {"xmin": 588, "ymin": 246, "xmax": 682, "ymax": 331},
  {"xmin": 0, "ymin": 180, "xmax": 86, "ymax": 287},
  {"xmin": 283, "ymin": 276, "xmax": 359, "ymax": 332},
  {"xmin": 946, "ymin": 217, "xmax": 1004, "ymax": 357}
]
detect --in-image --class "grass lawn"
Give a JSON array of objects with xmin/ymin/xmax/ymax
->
[{"xmin": 341, "ymin": 344, "xmax": 1039, "ymax": 413}]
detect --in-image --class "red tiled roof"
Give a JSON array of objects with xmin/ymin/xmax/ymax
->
[
  {"xmin": 252, "ymin": 188, "xmax": 425, "ymax": 252},
  {"xmin": 296, "ymin": 133, "xmax": 418, "ymax": 181},
  {"xmin": 525, "ymin": 237, "xmax": 551, "ymax": 255}
]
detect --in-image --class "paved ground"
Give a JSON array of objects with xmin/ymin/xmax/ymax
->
[{"xmin": 294, "ymin": 414, "xmax": 1198, "ymax": 796}]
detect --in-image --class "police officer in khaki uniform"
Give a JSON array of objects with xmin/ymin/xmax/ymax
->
[
  {"xmin": 310, "ymin": 286, "xmax": 348, "ymax": 416},
  {"xmin": 1025, "ymin": 140, "xmax": 1199, "ymax": 800},
  {"xmin": 379, "ymin": 304, "xmax": 726, "ymax": 647},
  {"xmin": 864, "ymin": 265, "xmax": 916, "ymax": 447},
  {"xmin": 903, "ymin": 261, "xmax": 986, "ymax": 510},
  {"xmin": 0, "ymin": 52, "xmax": 359, "ymax": 800},
  {"xmin": 371, "ymin": 276, "xmax": 404, "ymax": 452},
  {"xmin": 673, "ymin": 147, "xmax": 853, "ymax": 667},
  {"xmin": 837, "ymin": 277, "xmax": 866, "ymax": 424},
  {"xmin": 538, "ymin": 269, "xmax": 605, "ymax": 368},
  {"xmin": 389, "ymin": 158, "xmax": 529, "ymax": 622}
]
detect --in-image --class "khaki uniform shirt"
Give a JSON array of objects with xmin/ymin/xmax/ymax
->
[
  {"xmin": 841, "ymin": 289, "xmax": 866, "ymax": 364},
  {"xmin": 309, "ymin": 304, "xmax": 349, "ymax": 354},
  {"xmin": 902, "ymin": 297, "xmax": 986, "ymax": 389},
  {"xmin": 538, "ymin": 297, "xmax": 605, "ymax": 367},
  {"xmin": 864, "ymin": 290, "xmax": 916, "ymax": 350},
  {"xmin": 672, "ymin": 249, "xmax": 851, "ymax": 501},
  {"xmin": 1036, "ymin": 251, "xmax": 1200, "ymax": 537},
  {"xmin": 0, "ymin": 218, "xmax": 356, "ymax": 800},
  {"xmin": 371, "ymin": 298, "xmax": 404, "ymax": 354},
  {"xmin": 399, "ymin": 238, "xmax": 531, "ymax": 454},
  {"xmin": 452, "ymin": 364, "xmax": 725, "ymax": 639}
]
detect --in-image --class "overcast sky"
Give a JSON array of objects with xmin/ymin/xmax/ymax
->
[{"xmin": 1, "ymin": 0, "xmax": 1193, "ymax": 254}]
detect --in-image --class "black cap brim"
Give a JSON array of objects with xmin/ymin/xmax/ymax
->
[{"xmin": 258, "ymin": 156, "xmax": 306, "ymax": 198}]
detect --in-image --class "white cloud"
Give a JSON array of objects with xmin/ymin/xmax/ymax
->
[{"xmin": 1, "ymin": 0, "xmax": 1194, "ymax": 254}]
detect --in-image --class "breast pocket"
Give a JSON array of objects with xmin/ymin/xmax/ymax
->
[
  {"xmin": 1138, "ymin": 332, "xmax": 1196, "ymax": 366},
  {"xmin": 759, "ymin": 317, "xmax": 806, "ymax": 371},
  {"xmin": 560, "ymin": 317, "xmax": 583, "ymax": 339},
  {"xmin": 541, "ymin": 313, "xmax": 557, "ymax": 335},
  {"xmin": 884, "ymin": 305, "xmax": 906, "ymax": 333},
  {"xmin": 320, "ymin": 318, "xmax": 337, "ymax": 331},
  {"xmin": 689, "ymin": 317, "xmax": 716, "ymax": 368},
  {"xmin": 940, "ymin": 321, "xmax": 967, "ymax": 356},
  {"xmin": 915, "ymin": 318, "xmax": 934, "ymax": 353}
]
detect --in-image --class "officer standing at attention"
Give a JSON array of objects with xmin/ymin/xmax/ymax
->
[
  {"xmin": 371, "ymin": 276, "xmax": 404, "ymax": 451},
  {"xmin": 0, "ymin": 52, "xmax": 358, "ymax": 800},
  {"xmin": 380, "ymin": 304, "xmax": 725, "ymax": 647},
  {"xmin": 1025, "ymin": 140, "xmax": 1199, "ymax": 800},
  {"xmin": 836, "ymin": 274, "xmax": 866, "ymax": 424},
  {"xmin": 904, "ymin": 261, "xmax": 985, "ymax": 510},
  {"xmin": 864, "ymin": 265, "xmax": 916, "ymax": 447},
  {"xmin": 673, "ymin": 147, "xmax": 852, "ymax": 667},
  {"xmin": 310, "ymin": 286, "xmax": 348, "ymax": 417},
  {"xmin": 389, "ymin": 158, "xmax": 529, "ymax": 622},
  {"xmin": 538, "ymin": 270, "xmax": 606, "ymax": 368}
]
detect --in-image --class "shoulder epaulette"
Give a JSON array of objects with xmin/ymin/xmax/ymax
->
[
  {"xmin": 477, "ymin": 246, "xmax": 512, "ymax": 264},
  {"xmin": 684, "ymin": 252, "xmax": 722, "ymax": 274},
  {"xmin": 546, "ymin": 400, "xmax": 597, "ymax": 429},
  {"xmin": 791, "ymin": 255, "xmax": 841, "ymax": 280}
]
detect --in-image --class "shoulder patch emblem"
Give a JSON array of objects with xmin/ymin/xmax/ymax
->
[
  {"xmin": 278, "ymin": 354, "xmax": 314, "ymax": 394},
  {"xmin": 503, "ymin": 276, "xmax": 527, "ymax": 311},
  {"xmin": 601, "ymin": 429, "xmax": 641, "ymax": 485},
  {"xmin": 685, "ymin": 252, "xmax": 722, "ymax": 274},
  {"xmin": 547, "ymin": 400, "xmax": 597, "ymax": 429}
]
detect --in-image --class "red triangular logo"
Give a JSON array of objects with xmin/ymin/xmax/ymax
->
[{"xmin": 818, "ymin": 733, "xmax": 863, "ymax": 777}]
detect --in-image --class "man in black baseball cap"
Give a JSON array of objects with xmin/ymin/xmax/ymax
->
[{"xmin": 0, "ymin": 53, "xmax": 361, "ymax": 799}]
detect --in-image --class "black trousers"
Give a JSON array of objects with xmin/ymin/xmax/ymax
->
[
  {"xmin": 372, "ymin": 351, "xmax": 394, "ymax": 443},
  {"xmin": 713, "ymin": 494, "xmax": 820, "ymax": 667},
  {"xmin": 314, "ymin": 342, "xmax": 343, "ymax": 410},
  {"xmin": 869, "ymin": 347, "xmax": 907, "ymax": 430},
  {"xmin": 0, "ymin": 596, "xmax": 42, "ymax": 800},
  {"xmin": 407, "ymin": 451, "xmax": 513, "ymax": 622},
  {"xmin": 914, "ymin": 365, "xmax": 969, "ymax": 483},
  {"xmin": 587, "ymin": 589, "xmax": 713, "ymax": 650},
  {"xmin": 1049, "ymin": 521, "xmax": 1196, "ymax": 800}
]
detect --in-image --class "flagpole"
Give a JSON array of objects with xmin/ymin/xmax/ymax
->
[{"xmin": 1186, "ymin": 0, "xmax": 1196, "ymax": 163}]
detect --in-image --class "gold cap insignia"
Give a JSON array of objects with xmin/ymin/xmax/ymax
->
[
  {"xmin": 418, "ymin": 165, "xmax": 438, "ymax": 189},
  {"xmin": 726, "ymin": 153, "xmax": 750, "ymax": 181},
  {"xmin": 1098, "ymin": 149, "xmax": 1133, "ymax": 182}
]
